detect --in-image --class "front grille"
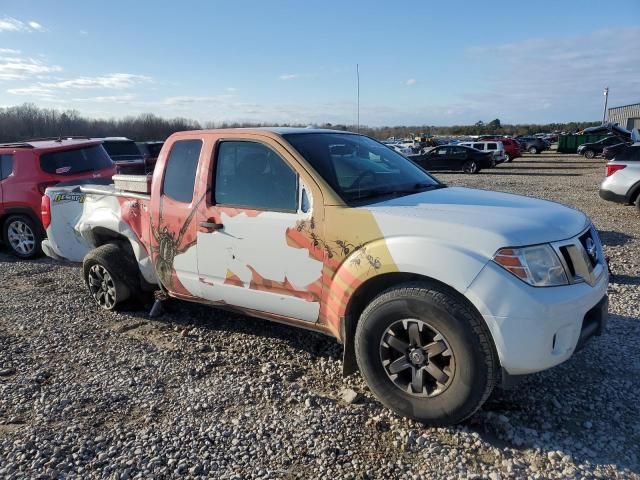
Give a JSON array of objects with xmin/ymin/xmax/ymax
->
[
  {"xmin": 578, "ymin": 230, "xmax": 599, "ymax": 268},
  {"xmin": 552, "ymin": 226, "xmax": 605, "ymax": 287}
]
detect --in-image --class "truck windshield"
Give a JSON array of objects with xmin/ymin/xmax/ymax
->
[
  {"xmin": 40, "ymin": 145, "xmax": 114, "ymax": 175},
  {"xmin": 283, "ymin": 133, "xmax": 441, "ymax": 204}
]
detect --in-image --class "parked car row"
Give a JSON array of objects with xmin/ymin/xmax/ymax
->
[{"xmin": 0, "ymin": 136, "xmax": 163, "ymax": 258}]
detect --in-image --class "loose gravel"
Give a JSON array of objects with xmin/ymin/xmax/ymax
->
[{"xmin": 1, "ymin": 152, "xmax": 639, "ymax": 479}]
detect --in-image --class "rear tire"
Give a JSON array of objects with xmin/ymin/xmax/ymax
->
[
  {"xmin": 462, "ymin": 160, "xmax": 479, "ymax": 174},
  {"xmin": 83, "ymin": 243, "xmax": 140, "ymax": 310},
  {"xmin": 2, "ymin": 215, "xmax": 42, "ymax": 259},
  {"xmin": 528, "ymin": 146, "xmax": 539, "ymax": 154},
  {"xmin": 635, "ymin": 195, "xmax": 640, "ymax": 213},
  {"xmin": 584, "ymin": 150, "xmax": 596, "ymax": 159},
  {"xmin": 354, "ymin": 282, "xmax": 498, "ymax": 426}
]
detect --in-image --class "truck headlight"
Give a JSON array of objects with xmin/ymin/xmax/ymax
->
[{"xmin": 493, "ymin": 244, "xmax": 568, "ymax": 287}]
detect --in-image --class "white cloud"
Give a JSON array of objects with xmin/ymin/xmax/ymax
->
[
  {"xmin": 279, "ymin": 74, "xmax": 300, "ymax": 81},
  {"xmin": 463, "ymin": 26, "xmax": 640, "ymax": 121},
  {"xmin": 7, "ymin": 85, "xmax": 54, "ymax": 97},
  {"xmin": 0, "ymin": 57, "xmax": 62, "ymax": 80},
  {"xmin": 0, "ymin": 48, "xmax": 20, "ymax": 54},
  {"xmin": 41, "ymin": 73, "xmax": 152, "ymax": 90},
  {"xmin": 226, "ymin": 87, "xmax": 237, "ymax": 92},
  {"xmin": 79, "ymin": 30, "xmax": 88, "ymax": 36},
  {"xmin": 71, "ymin": 94, "xmax": 136, "ymax": 103},
  {"xmin": 406, "ymin": 78, "xmax": 417, "ymax": 86},
  {"xmin": 161, "ymin": 95, "xmax": 233, "ymax": 106},
  {"xmin": 0, "ymin": 17, "xmax": 44, "ymax": 33}
]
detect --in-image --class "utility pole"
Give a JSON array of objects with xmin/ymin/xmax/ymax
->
[
  {"xmin": 602, "ymin": 87, "xmax": 609, "ymax": 124},
  {"xmin": 356, "ymin": 64, "xmax": 360, "ymax": 133}
]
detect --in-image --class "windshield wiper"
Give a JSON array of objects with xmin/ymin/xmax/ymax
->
[{"xmin": 351, "ymin": 182, "xmax": 445, "ymax": 203}]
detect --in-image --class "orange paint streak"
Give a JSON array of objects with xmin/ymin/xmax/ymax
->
[
  {"xmin": 224, "ymin": 270, "xmax": 245, "ymax": 287},
  {"xmin": 247, "ymin": 266, "xmax": 319, "ymax": 303}
]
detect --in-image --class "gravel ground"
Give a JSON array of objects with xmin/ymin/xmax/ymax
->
[{"xmin": 1, "ymin": 152, "xmax": 639, "ymax": 479}]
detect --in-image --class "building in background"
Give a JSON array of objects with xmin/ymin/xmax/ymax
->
[{"xmin": 608, "ymin": 103, "xmax": 640, "ymax": 130}]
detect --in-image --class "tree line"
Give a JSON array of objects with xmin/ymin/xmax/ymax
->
[{"xmin": 0, "ymin": 104, "xmax": 601, "ymax": 143}]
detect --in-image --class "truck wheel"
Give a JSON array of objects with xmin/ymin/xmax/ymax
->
[
  {"xmin": 83, "ymin": 243, "xmax": 139, "ymax": 310},
  {"xmin": 462, "ymin": 160, "xmax": 478, "ymax": 174},
  {"xmin": 583, "ymin": 150, "xmax": 595, "ymax": 159},
  {"xmin": 528, "ymin": 146, "xmax": 539, "ymax": 154},
  {"xmin": 354, "ymin": 282, "xmax": 498, "ymax": 426},
  {"xmin": 3, "ymin": 215, "xmax": 42, "ymax": 259}
]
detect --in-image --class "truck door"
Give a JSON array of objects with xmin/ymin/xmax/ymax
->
[
  {"xmin": 427, "ymin": 146, "xmax": 450, "ymax": 170},
  {"xmin": 149, "ymin": 139, "xmax": 203, "ymax": 297},
  {"xmin": 196, "ymin": 138, "xmax": 323, "ymax": 322}
]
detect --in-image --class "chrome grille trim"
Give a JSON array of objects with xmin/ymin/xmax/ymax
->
[{"xmin": 551, "ymin": 226, "xmax": 605, "ymax": 287}]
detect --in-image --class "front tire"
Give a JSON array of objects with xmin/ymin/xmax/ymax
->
[
  {"xmin": 584, "ymin": 149, "xmax": 596, "ymax": 159},
  {"xmin": 528, "ymin": 146, "xmax": 539, "ymax": 154},
  {"xmin": 504, "ymin": 153, "xmax": 511, "ymax": 162},
  {"xmin": 83, "ymin": 243, "xmax": 140, "ymax": 310},
  {"xmin": 3, "ymin": 215, "xmax": 42, "ymax": 259},
  {"xmin": 354, "ymin": 282, "xmax": 498, "ymax": 426}
]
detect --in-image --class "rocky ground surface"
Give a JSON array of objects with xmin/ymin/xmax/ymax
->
[{"xmin": 0, "ymin": 153, "xmax": 638, "ymax": 479}]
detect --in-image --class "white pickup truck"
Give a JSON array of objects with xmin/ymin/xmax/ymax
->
[{"xmin": 41, "ymin": 128, "xmax": 609, "ymax": 425}]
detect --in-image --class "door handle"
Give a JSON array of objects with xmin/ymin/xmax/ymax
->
[{"xmin": 199, "ymin": 221, "xmax": 224, "ymax": 232}]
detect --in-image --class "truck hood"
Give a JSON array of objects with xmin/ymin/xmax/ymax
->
[{"xmin": 362, "ymin": 186, "xmax": 588, "ymax": 258}]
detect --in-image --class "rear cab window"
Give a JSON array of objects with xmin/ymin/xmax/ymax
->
[
  {"xmin": 162, "ymin": 140, "xmax": 202, "ymax": 203},
  {"xmin": 0, "ymin": 154, "xmax": 14, "ymax": 180},
  {"xmin": 39, "ymin": 145, "xmax": 113, "ymax": 176},
  {"xmin": 102, "ymin": 141, "xmax": 142, "ymax": 158}
]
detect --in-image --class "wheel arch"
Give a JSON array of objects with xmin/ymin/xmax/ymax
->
[
  {"xmin": 340, "ymin": 271, "xmax": 497, "ymax": 377},
  {"xmin": 625, "ymin": 180, "xmax": 640, "ymax": 205},
  {"xmin": 89, "ymin": 226, "xmax": 157, "ymax": 290}
]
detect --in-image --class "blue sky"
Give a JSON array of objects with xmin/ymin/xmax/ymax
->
[{"xmin": 1, "ymin": 0, "xmax": 639, "ymax": 126}]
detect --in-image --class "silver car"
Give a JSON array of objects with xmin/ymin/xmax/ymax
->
[{"xmin": 599, "ymin": 143, "xmax": 640, "ymax": 211}]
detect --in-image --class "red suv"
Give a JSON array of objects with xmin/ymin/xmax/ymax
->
[
  {"xmin": 0, "ymin": 139, "xmax": 115, "ymax": 258},
  {"xmin": 478, "ymin": 136, "xmax": 522, "ymax": 162}
]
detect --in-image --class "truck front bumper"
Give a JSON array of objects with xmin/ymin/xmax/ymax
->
[{"xmin": 465, "ymin": 261, "xmax": 609, "ymax": 375}]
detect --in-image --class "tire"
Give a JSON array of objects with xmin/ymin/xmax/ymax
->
[
  {"xmin": 528, "ymin": 146, "xmax": 539, "ymax": 154},
  {"xmin": 82, "ymin": 243, "xmax": 140, "ymax": 310},
  {"xmin": 584, "ymin": 150, "xmax": 596, "ymax": 159},
  {"xmin": 504, "ymin": 153, "xmax": 511, "ymax": 163},
  {"xmin": 462, "ymin": 160, "xmax": 479, "ymax": 174},
  {"xmin": 354, "ymin": 282, "xmax": 498, "ymax": 426},
  {"xmin": 2, "ymin": 215, "xmax": 42, "ymax": 259},
  {"xmin": 635, "ymin": 195, "xmax": 640, "ymax": 213}
]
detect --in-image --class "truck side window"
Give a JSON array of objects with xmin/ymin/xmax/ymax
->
[
  {"xmin": 215, "ymin": 141, "xmax": 297, "ymax": 212},
  {"xmin": 162, "ymin": 140, "xmax": 202, "ymax": 203},
  {"xmin": 0, "ymin": 154, "xmax": 14, "ymax": 180}
]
